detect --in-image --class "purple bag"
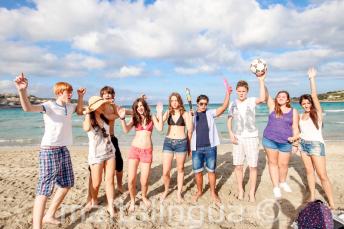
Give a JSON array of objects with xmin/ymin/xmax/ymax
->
[{"xmin": 297, "ymin": 200, "xmax": 333, "ymax": 229}]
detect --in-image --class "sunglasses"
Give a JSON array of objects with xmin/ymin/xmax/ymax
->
[{"xmin": 199, "ymin": 102, "xmax": 208, "ymax": 106}]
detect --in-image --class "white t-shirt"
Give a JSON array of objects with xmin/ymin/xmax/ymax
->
[
  {"xmin": 228, "ymin": 97, "xmax": 258, "ymax": 138},
  {"xmin": 40, "ymin": 101, "xmax": 77, "ymax": 147}
]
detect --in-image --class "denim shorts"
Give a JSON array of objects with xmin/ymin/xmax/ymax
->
[
  {"xmin": 192, "ymin": 146, "xmax": 217, "ymax": 173},
  {"xmin": 163, "ymin": 137, "xmax": 188, "ymax": 153},
  {"xmin": 300, "ymin": 139, "xmax": 325, "ymax": 156},
  {"xmin": 262, "ymin": 137, "xmax": 292, "ymax": 153}
]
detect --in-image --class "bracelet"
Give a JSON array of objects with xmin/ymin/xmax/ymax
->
[
  {"xmin": 292, "ymin": 143, "xmax": 299, "ymax": 147},
  {"xmin": 120, "ymin": 117, "xmax": 125, "ymax": 120}
]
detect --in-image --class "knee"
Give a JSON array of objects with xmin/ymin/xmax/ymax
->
[
  {"xmin": 317, "ymin": 172, "xmax": 329, "ymax": 182},
  {"xmin": 177, "ymin": 166, "xmax": 184, "ymax": 174},
  {"xmin": 128, "ymin": 178, "xmax": 136, "ymax": 187},
  {"xmin": 163, "ymin": 170, "xmax": 170, "ymax": 178},
  {"xmin": 235, "ymin": 165, "xmax": 243, "ymax": 171},
  {"xmin": 268, "ymin": 160, "xmax": 278, "ymax": 167}
]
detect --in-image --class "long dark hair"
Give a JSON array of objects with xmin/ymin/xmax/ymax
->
[
  {"xmin": 299, "ymin": 94, "xmax": 319, "ymax": 129},
  {"xmin": 168, "ymin": 92, "xmax": 185, "ymax": 115},
  {"xmin": 89, "ymin": 112, "xmax": 109, "ymax": 137},
  {"xmin": 274, "ymin": 91, "xmax": 291, "ymax": 118},
  {"xmin": 132, "ymin": 97, "xmax": 152, "ymax": 127}
]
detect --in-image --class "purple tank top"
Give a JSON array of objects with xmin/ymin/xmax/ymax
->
[{"xmin": 263, "ymin": 109, "xmax": 293, "ymax": 143}]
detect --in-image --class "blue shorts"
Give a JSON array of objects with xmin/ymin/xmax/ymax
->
[
  {"xmin": 36, "ymin": 146, "xmax": 74, "ymax": 196},
  {"xmin": 192, "ymin": 146, "xmax": 217, "ymax": 173},
  {"xmin": 262, "ymin": 137, "xmax": 292, "ymax": 153},
  {"xmin": 300, "ymin": 139, "xmax": 325, "ymax": 156},
  {"xmin": 163, "ymin": 137, "xmax": 188, "ymax": 153}
]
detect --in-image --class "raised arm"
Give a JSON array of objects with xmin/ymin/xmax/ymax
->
[
  {"xmin": 265, "ymin": 86, "xmax": 274, "ymax": 113},
  {"xmin": 83, "ymin": 111, "xmax": 92, "ymax": 132},
  {"xmin": 152, "ymin": 102, "xmax": 163, "ymax": 132},
  {"xmin": 14, "ymin": 73, "xmax": 43, "ymax": 113},
  {"xmin": 215, "ymin": 86, "xmax": 232, "ymax": 117},
  {"xmin": 118, "ymin": 107, "xmax": 133, "ymax": 133},
  {"xmin": 256, "ymin": 73, "xmax": 266, "ymax": 104},
  {"xmin": 76, "ymin": 87, "xmax": 86, "ymax": 115},
  {"xmin": 308, "ymin": 67, "xmax": 322, "ymax": 118}
]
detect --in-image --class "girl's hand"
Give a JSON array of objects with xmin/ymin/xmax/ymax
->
[
  {"xmin": 118, "ymin": 107, "xmax": 126, "ymax": 119},
  {"xmin": 308, "ymin": 67, "xmax": 317, "ymax": 79},
  {"xmin": 230, "ymin": 134, "xmax": 238, "ymax": 145},
  {"xmin": 14, "ymin": 73, "xmax": 28, "ymax": 91},
  {"xmin": 156, "ymin": 102, "xmax": 163, "ymax": 115},
  {"xmin": 292, "ymin": 146, "xmax": 300, "ymax": 155}
]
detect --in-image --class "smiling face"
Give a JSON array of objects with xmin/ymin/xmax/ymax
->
[
  {"xmin": 236, "ymin": 86, "xmax": 248, "ymax": 101},
  {"xmin": 301, "ymin": 99, "xmax": 312, "ymax": 112},
  {"xmin": 276, "ymin": 92, "xmax": 289, "ymax": 106},
  {"xmin": 136, "ymin": 101, "xmax": 145, "ymax": 115},
  {"xmin": 102, "ymin": 91, "xmax": 115, "ymax": 102}
]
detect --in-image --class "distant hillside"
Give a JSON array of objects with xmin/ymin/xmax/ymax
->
[
  {"xmin": 292, "ymin": 90, "xmax": 344, "ymax": 102},
  {"xmin": 0, "ymin": 93, "xmax": 80, "ymax": 108}
]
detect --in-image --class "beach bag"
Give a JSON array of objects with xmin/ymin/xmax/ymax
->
[{"xmin": 297, "ymin": 200, "xmax": 333, "ymax": 229}]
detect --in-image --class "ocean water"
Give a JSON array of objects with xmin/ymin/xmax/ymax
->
[{"xmin": 0, "ymin": 102, "xmax": 343, "ymax": 147}]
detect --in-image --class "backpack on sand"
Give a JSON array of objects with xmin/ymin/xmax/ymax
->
[{"xmin": 297, "ymin": 200, "xmax": 333, "ymax": 229}]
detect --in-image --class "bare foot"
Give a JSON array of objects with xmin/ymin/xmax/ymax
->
[
  {"xmin": 128, "ymin": 201, "xmax": 135, "ymax": 213},
  {"xmin": 249, "ymin": 194, "xmax": 256, "ymax": 203},
  {"xmin": 160, "ymin": 191, "xmax": 169, "ymax": 203},
  {"xmin": 117, "ymin": 186, "xmax": 124, "ymax": 194},
  {"xmin": 142, "ymin": 197, "xmax": 151, "ymax": 209},
  {"xmin": 176, "ymin": 192, "xmax": 184, "ymax": 203},
  {"xmin": 42, "ymin": 216, "xmax": 61, "ymax": 225},
  {"xmin": 107, "ymin": 206, "xmax": 116, "ymax": 218},
  {"xmin": 211, "ymin": 193, "xmax": 222, "ymax": 207},
  {"xmin": 192, "ymin": 192, "xmax": 202, "ymax": 204},
  {"xmin": 237, "ymin": 190, "xmax": 244, "ymax": 200}
]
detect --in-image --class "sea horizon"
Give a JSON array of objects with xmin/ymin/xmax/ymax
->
[{"xmin": 1, "ymin": 102, "xmax": 344, "ymax": 147}]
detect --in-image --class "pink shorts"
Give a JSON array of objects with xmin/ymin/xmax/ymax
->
[{"xmin": 128, "ymin": 146, "xmax": 153, "ymax": 163}]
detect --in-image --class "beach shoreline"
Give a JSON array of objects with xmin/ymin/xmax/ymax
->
[{"xmin": 1, "ymin": 143, "xmax": 343, "ymax": 228}]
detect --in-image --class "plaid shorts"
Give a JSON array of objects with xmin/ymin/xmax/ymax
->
[
  {"xmin": 232, "ymin": 137, "xmax": 259, "ymax": 167},
  {"xmin": 36, "ymin": 146, "xmax": 74, "ymax": 196}
]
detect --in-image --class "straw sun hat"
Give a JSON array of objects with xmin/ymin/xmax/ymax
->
[{"xmin": 85, "ymin": 96, "xmax": 109, "ymax": 113}]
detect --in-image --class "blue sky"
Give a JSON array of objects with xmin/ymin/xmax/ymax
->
[{"xmin": 0, "ymin": 0, "xmax": 343, "ymax": 105}]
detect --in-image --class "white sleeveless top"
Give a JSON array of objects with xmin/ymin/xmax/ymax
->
[
  {"xmin": 299, "ymin": 114, "xmax": 324, "ymax": 143},
  {"xmin": 87, "ymin": 123, "xmax": 115, "ymax": 165}
]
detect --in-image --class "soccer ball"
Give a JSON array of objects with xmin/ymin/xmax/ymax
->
[{"xmin": 250, "ymin": 58, "xmax": 267, "ymax": 76}]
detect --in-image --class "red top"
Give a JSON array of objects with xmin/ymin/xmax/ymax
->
[{"xmin": 135, "ymin": 120, "xmax": 153, "ymax": 132}]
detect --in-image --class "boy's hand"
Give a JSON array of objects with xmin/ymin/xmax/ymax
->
[
  {"xmin": 77, "ymin": 87, "xmax": 86, "ymax": 96},
  {"xmin": 14, "ymin": 73, "xmax": 28, "ymax": 91},
  {"xmin": 256, "ymin": 68, "xmax": 267, "ymax": 79},
  {"xmin": 230, "ymin": 134, "xmax": 238, "ymax": 145}
]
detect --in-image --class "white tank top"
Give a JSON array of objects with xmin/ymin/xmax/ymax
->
[{"xmin": 299, "ymin": 114, "xmax": 324, "ymax": 143}]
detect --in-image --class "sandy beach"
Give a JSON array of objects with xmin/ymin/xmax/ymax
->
[{"xmin": 0, "ymin": 142, "xmax": 343, "ymax": 229}]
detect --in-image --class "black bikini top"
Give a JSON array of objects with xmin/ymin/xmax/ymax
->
[{"xmin": 167, "ymin": 114, "xmax": 185, "ymax": 126}]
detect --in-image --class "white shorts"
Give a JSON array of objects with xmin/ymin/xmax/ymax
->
[{"xmin": 232, "ymin": 137, "xmax": 259, "ymax": 167}]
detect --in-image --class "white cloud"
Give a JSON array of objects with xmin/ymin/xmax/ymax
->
[
  {"xmin": 0, "ymin": 0, "xmax": 342, "ymax": 81},
  {"xmin": 108, "ymin": 65, "xmax": 144, "ymax": 78},
  {"xmin": 0, "ymin": 40, "xmax": 106, "ymax": 77}
]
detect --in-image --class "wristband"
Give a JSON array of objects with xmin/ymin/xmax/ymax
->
[{"xmin": 120, "ymin": 117, "xmax": 125, "ymax": 120}]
